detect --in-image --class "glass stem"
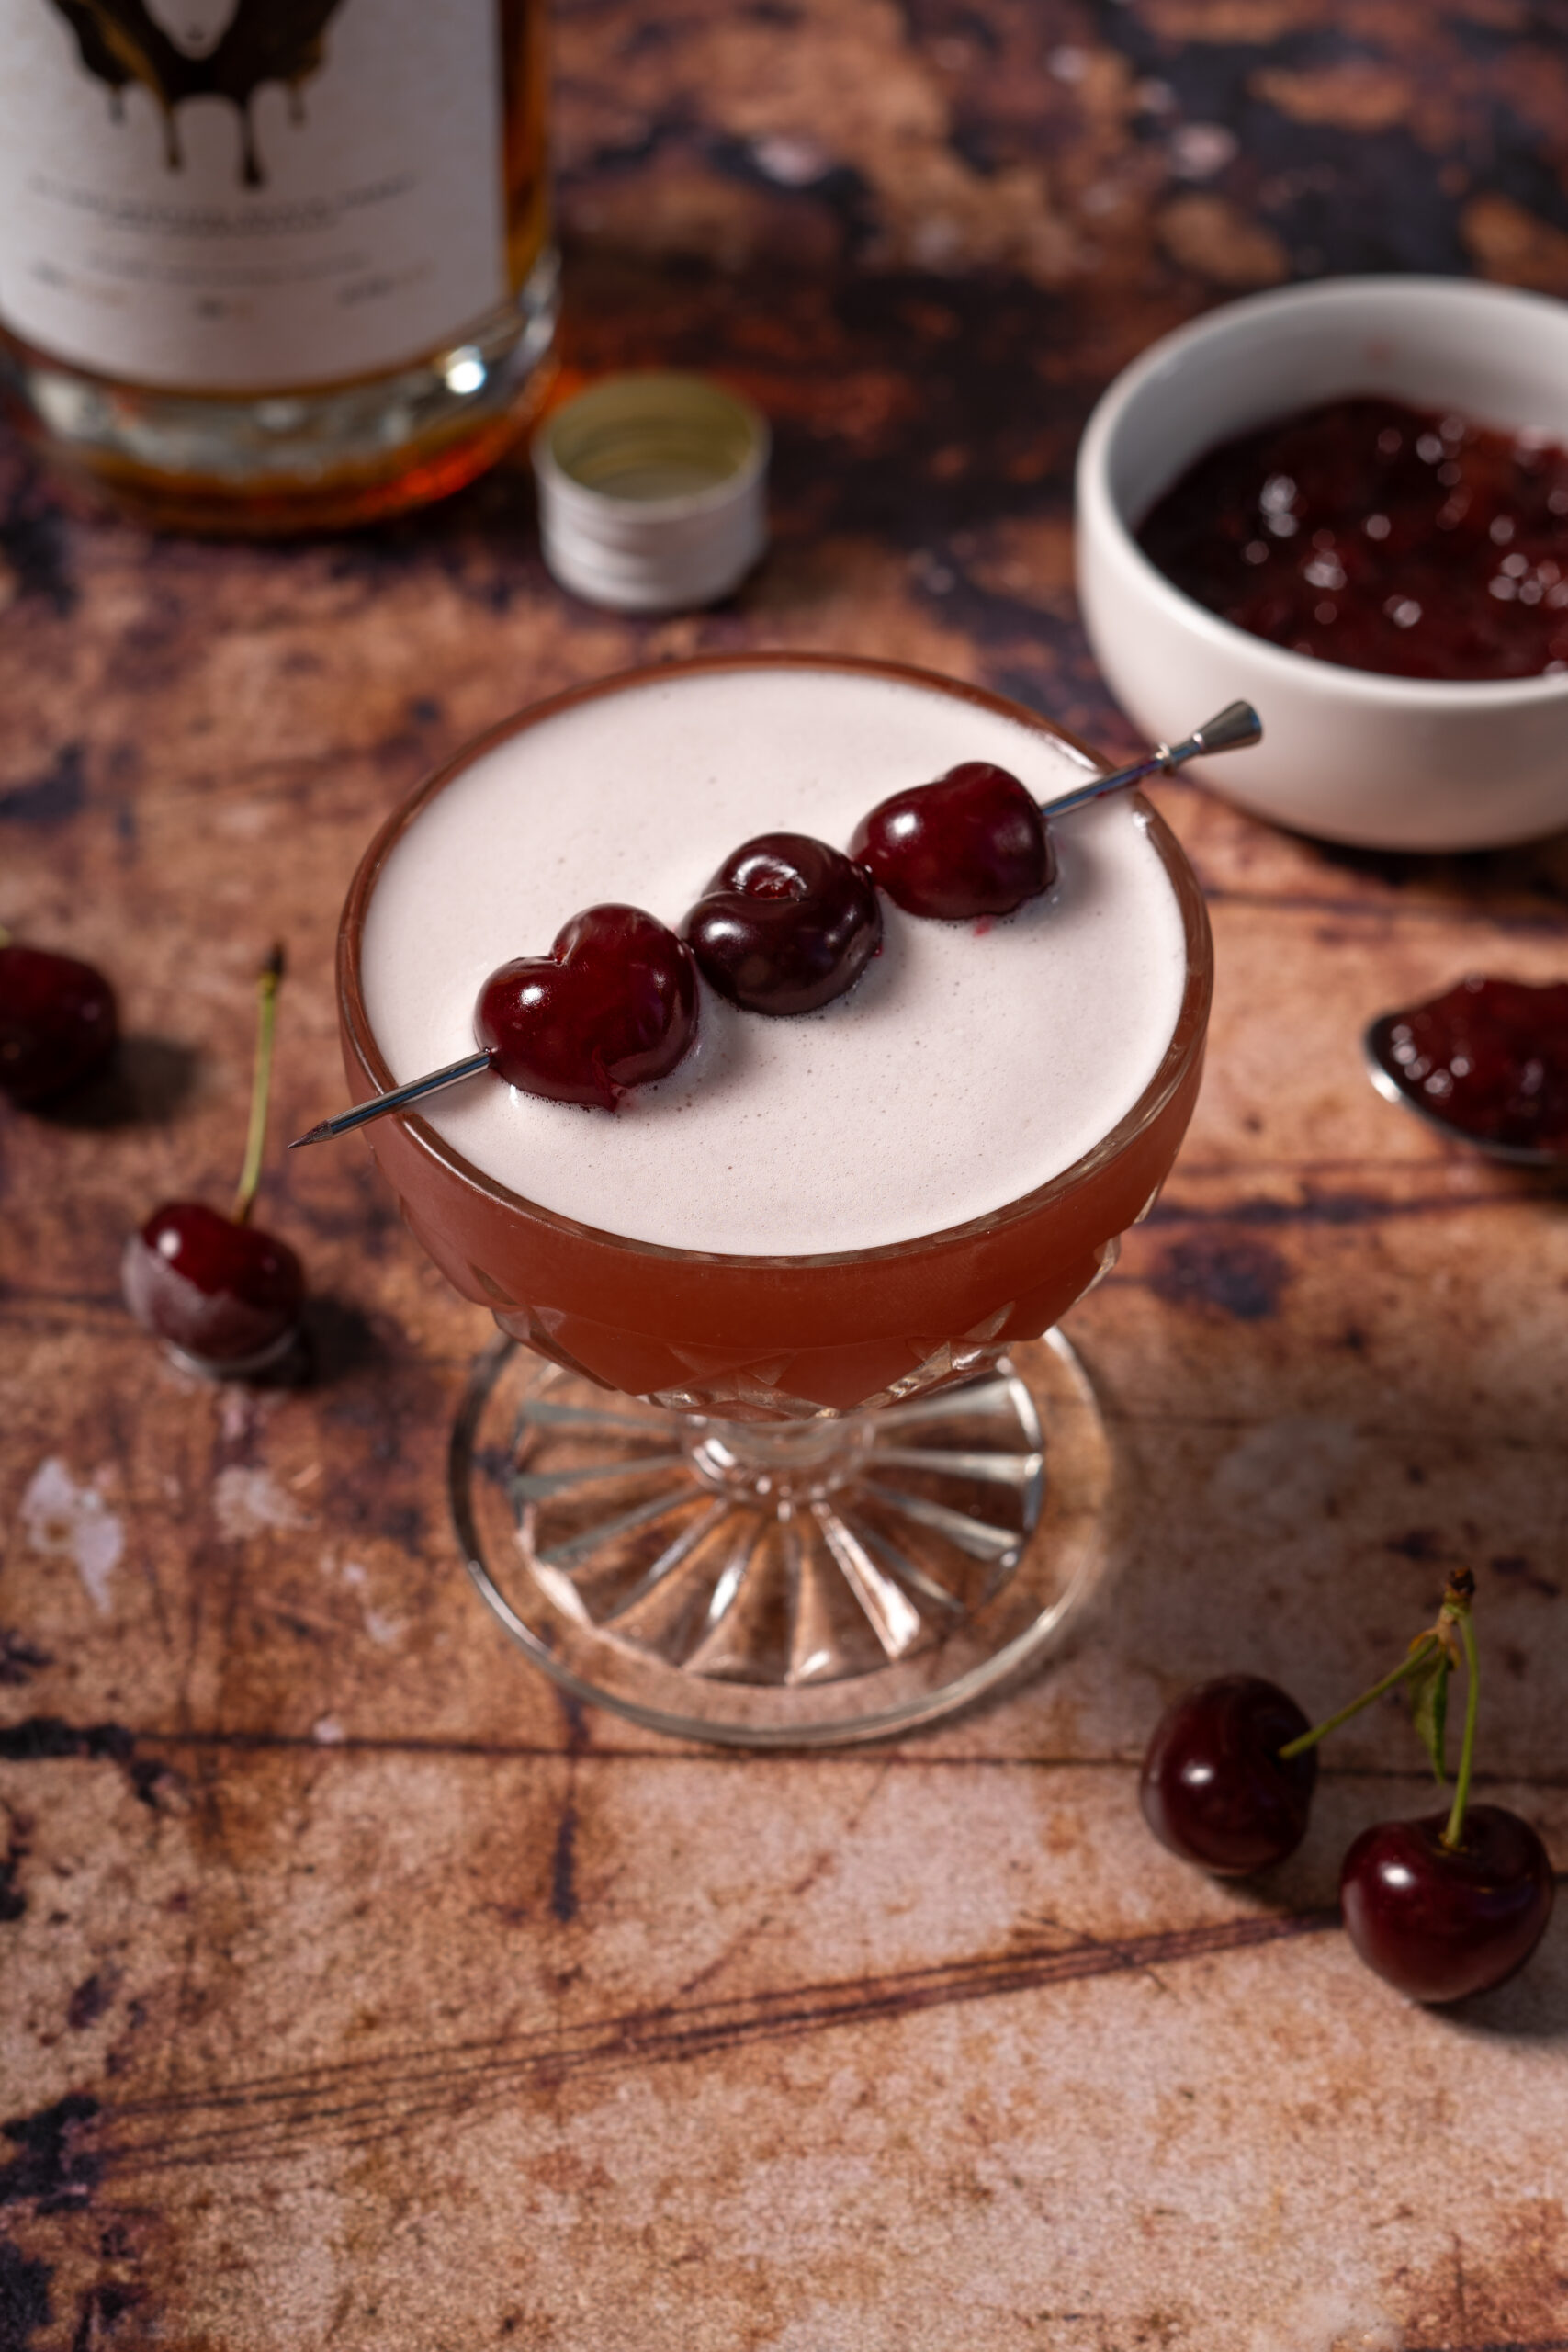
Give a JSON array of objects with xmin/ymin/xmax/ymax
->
[
  {"xmin": 1277, "ymin": 1634, "xmax": 1440, "ymax": 1761},
  {"xmin": 1442, "ymin": 1606, "xmax": 1481, "ymax": 1850},
  {"xmin": 233, "ymin": 947, "xmax": 283, "ymax": 1227}
]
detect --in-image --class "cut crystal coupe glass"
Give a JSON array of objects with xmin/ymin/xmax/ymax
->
[{"xmin": 336, "ymin": 655, "xmax": 1213, "ymax": 1745}]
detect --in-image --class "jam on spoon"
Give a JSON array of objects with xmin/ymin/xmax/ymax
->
[
  {"xmin": 1365, "ymin": 974, "xmax": 1568, "ymax": 1161},
  {"xmin": 1139, "ymin": 394, "xmax": 1568, "ymax": 681}
]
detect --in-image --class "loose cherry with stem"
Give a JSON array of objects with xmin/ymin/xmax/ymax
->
[
  {"xmin": 1336, "ymin": 1572, "xmax": 1555, "ymax": 2004},
  {"xmin": 1142, "ymin": 1572, "xmax": 1556, "ymax": 2002},
  {"xmin": 123, "ymin": 947, "xmax": 306, "ymax": 1375}
]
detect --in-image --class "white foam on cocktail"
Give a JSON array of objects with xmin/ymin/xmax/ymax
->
[{"xmin": 359, "ymin": 667, "xmax": 1190, "ymax": 1255}]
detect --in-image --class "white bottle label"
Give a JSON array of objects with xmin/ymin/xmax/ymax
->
[{"xmin": 0, "ymin": 0, "xmax": 510, "ymax": 392}]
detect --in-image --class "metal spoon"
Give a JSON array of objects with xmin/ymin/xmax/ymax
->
[
  {"xmin": 1362, "ymin": 1012, "xmax": 1568, "ymax": 1169},
  {"xmin": 292, "ymin": 700, "xmax": 1263, "ymax": 1150}
]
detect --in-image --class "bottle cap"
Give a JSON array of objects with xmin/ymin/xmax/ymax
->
[{"xmin": 532, "ymin": 372, "xmax": 770, "ymax": 614}]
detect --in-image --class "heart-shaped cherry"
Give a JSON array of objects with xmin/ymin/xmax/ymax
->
[
  {"xmin": 123, "ymin": 948, "xmax": 305, "ymax": 1374},
  {"xmin": 0, "ymin": 939, "xmax": 118, "ymax": 1103},
  {"xmin": 474, "ymin": 904, "xmax": 698, "ymax": 1112},
  {"xmin": 850, "ymin": 762, "xmax": 1054, "ymax": 921},
  {"xmin": 1139, "ymin": 1675, "xmax": 1317, "ymax": 1875},
  {"xmin": 682, "ymin": 833, "xmax": 881, "ymax": 1015},
  {"xmin": 123, "ymin": 1201, "xmax": 305, "ymax": 1372},
  {"xmin": 1340, "ymin": 1805, "xmax": 1554, "ymax": 2004}
]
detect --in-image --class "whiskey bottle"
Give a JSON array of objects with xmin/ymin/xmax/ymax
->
[{"xmin": 0, "ymin": 0, "xmax": 557, "ymax": 531}]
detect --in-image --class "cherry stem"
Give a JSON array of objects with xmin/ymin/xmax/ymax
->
[
  {"xmin": 1276, "ymin": 1635, "xmax": 1441, "ymax": 1762},
  {"xmin": 233, "ymin": 946, "xmax": 284, "ymax": 1227},
  {"xmin": 1442, "ymin": 1602, "xmax": 1481, "ymax": 1852}
]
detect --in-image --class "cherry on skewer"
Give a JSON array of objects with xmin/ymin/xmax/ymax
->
[
  {"xmin": 682, "ymin": 832, "xmax": 881, "ymax": 1015},
  {"xmin": 851, "ymin": 763, "xmax": 1055, "ymax": 920},
  {"xmin": 123, "ymin": 948, "xmax": 305, "ymax": 1376},
  {"xmin": 851, "ymin": 700, "xmax": 1262, "ymax": 923},
  {"xmin": 0, "ymin": 933, "xmax": 118, "ymax": 1103},
  {"xmin": 475, "ymin": 903, "xmax": 699, "ymax": 1111}
]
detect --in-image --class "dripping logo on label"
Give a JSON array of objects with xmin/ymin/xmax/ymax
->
[{"xmin": 43, "ymin": 0, "xmax": 349, "ymax": 186}]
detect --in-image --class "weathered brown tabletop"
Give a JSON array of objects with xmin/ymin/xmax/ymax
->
[{"xmin": 4, "ymin": 5, "xmax": 1567, "ymax": 2346}]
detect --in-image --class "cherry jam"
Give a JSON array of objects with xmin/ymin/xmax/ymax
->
[
  {"xmin": 1370, "ymin": 975, "xmax": 1568, "ymax": 1152},
  {"xmin": 1139, "ymin": 396, "xmax": 1568, "ymax": 681}
]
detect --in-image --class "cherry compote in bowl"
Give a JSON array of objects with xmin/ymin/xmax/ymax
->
[
  {"xmin": 337, "ymin": 654, "xmax": 1213, "ymax": 1743},
  {"xmin": 1077, "ymin": 276, "xmax": 1568, "ymax": 852}
]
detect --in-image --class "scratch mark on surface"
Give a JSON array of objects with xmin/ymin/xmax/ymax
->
[
  {"xmin": 550, "ymin": 1803, "xmax": 579, "ymax": 1924},
  {"xmin": 95, "ymin": 1908, "xmax": 1340, "ymax": 2178}
]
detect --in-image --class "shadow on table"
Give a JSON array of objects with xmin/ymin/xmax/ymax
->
[{"xmin": 28, "ymin": 1034, "xmax": 198, "ymax": 1129}]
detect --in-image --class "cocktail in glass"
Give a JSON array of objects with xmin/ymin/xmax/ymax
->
[{"xmin": 337, "ymin": 655, "xmax": 1212, "ymax": 1743}]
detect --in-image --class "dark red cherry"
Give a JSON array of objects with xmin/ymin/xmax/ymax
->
[
  {"xmin": 849, "ymin": 762, "xmax": 1055, "ymax": 921},
  {"xmin": 122, "ymin": 1201, "xmax": 305, "ymax": 1371},
  {"xmin": 1140, "ymin": 1675, "xmax": 1317, "ymax": 1875},
  {"xmin": 0, "ymin": 942, "xmax": 118, "ymax": 1103},
  {"xmin": 682, "ymin": 833, "xmax": 881, "ymax": 1015},
  {"xmin": 475, "ymin": 903, "xmax": 698, "ymax": 1112},
  {"xmin": 1340, "ymin": 1804, "xmax": 1555, "ymax": 2004}
]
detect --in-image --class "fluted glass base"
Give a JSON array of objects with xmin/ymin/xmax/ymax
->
[{"xmin": 449, "ymin": 1330, "xmax": 1115, "ymax": 1746}]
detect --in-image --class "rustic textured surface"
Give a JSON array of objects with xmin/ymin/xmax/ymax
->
[{"xmin": 4, "ymin": 3, "xmax": 1568, "ymax": 2346}]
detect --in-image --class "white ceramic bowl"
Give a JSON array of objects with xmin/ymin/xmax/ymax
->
[{"xmin": 1077, "ymin": 276, "xmax": 1568, "ymax": 851}]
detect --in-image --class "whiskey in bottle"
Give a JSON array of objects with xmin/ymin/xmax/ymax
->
[{"xmin": 0, "ymin": 0, "xmax": 557, "ymax": 532}]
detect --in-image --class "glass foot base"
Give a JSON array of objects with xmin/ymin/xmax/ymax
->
[{"xmin": 449, "ymin": 1332, "xmax": 1115, "ymax": 1747}]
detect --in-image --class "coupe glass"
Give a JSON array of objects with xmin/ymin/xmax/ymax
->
[{"xmin": 336, "ymin": 656, "xmax": 1213, "ymax": 1744}]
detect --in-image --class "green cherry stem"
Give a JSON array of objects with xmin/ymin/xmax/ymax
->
[
  {"xmin": 233, "ymin": 946, "xmax": 284, "ymax": 1228},
  {"xmin": 1277, "ymin": 1634, "xmax": 1442, "ymax": 1763},
  {"xmin": 1443, "ymin": 1601, "xmax": 1481, "ymax": 1852}
]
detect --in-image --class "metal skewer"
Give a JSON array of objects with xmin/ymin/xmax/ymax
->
[
  {"xmin": 289, "ymin": 1049, "xmax": 492, "ymax": 1149},
  {"xmin": 1036, "ymin": 699, "xmax": 1262, "ymax": 820},
  {"xmin": 291, "ymin": 701, "xmax": 1264, "ymax": 1151}
]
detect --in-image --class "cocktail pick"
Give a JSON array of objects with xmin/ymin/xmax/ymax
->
[
  {"xmin": 290, "ymin": 1048, "xmax": 492, "ymax": 1149},
  {"xmin": 1036, "ymin": 699, "xmax": 1262, "ymax": 820},
  {"xmin": 291, "ymin": 701, "xmax": 1263, "ymax": 1150}
]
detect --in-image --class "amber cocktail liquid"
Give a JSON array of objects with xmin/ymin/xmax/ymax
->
[
  {"xmin": 339, "ymin": 657, "xmax": 1213, "ymax": 1742},
  {"xmin": 0, "ymin": 0, "xmax": 555, "ymax": 531}
]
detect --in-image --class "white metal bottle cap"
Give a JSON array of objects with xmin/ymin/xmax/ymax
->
[{"xmin": 532, "ymin": 372, "xmax": 770, "ymax": 614}]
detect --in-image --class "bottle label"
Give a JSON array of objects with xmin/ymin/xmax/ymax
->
[{"xmin": 0, "ymin": 0, "xmax": 510, "ymax": 392}]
